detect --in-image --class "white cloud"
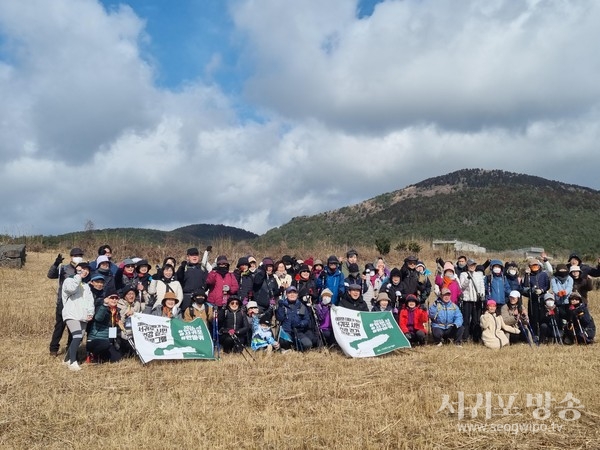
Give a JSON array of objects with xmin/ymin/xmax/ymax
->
[{"xmin": 1, "ymin": 0, "xmax": 600, "ymax": 238}]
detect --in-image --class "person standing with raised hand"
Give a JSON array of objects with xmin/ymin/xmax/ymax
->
[
  {"xmin": 47, "ymin": 247, "xmax": 85, "ymax": 357},
  {"xmin": 61, "ymin": 261, "xmax": 95, "ymax": 371}
]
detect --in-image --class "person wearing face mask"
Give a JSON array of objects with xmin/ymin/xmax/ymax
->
[
  {"xmin": 569, "ymin": 266, "xmax": 593, "ymax": 304},
  {"xmin": 551, "ymin": 264, "xmax": 573, "ymax": 315},
  {"xmin": 434, "ymin": 262, "xmax": 462, "ymax": 305},
  {"xmin": 47, "ymin": 247, "xmax": 85, "ymax": 357},
  {"xmin": 92, "ymin": 255, "xmax": 116, "ymax": 298},
  {"xmin": 206, "ymin": 255, "xmax": 239, "ymax": 308},
  {"xmin": 485, "ymin": 260, "xmax": 510, "ymax": 314},
  {"xmin": 314, "ymin": 289, "xmax": 335, "ymax": 345},
  {"xmin": 88, "ymin": 244, "xmax": 119, "ymax": 275},
  {"xmin": 454, "ymin": 255, "xmax": 469, "ymax": 278},
  {"xmin": 522, "ymin": 259, "xmax": 551, "ymax": 338}
]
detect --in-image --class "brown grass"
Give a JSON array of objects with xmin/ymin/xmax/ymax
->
[{"xmin": 1, "ymin": 252, "xmax": 599, "ymax": 449}]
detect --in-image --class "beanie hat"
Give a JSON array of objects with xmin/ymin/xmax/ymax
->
[
  {"xmin": 405, "ymin": 294, "xmax": 418, "ymax": 304},
  {"xmin": 390, "ymin": 268, "xmax": 402, "ymax": 279},
  {"xmin": 555, "ymin": 264, "xmax": 568, "ymax": 274},
  {"xmin": 237, "ymin": 257, "xmax": 249, "ymax": 268},
  {"xmin": 216, "ymin": 255, "xmax": 229, "ymax": 266},
  {"xmin": 348, "ymin": 263, "xmax": 360, "ymax": 274},
  {"xmin": 443, "ymin": 262, "xmax": 455, "ymax": 273},
  {"xmin": 313, "ymin": 259, "xmax": 323, "ymax": 267},
  {"xmin": 262, "ymin": 258, "xmax": 274, "ymax": 267},
  {"xmin": 298, "ymin": 264, "xmax": 310, "ymax": 273},
  {"xmin": 487, "ymin": 299, "xmax": 497, "ymax": 307}
]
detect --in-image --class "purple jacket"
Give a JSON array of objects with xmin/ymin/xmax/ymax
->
[{"xmin": 315, "ymin": 304, "xmax": 332, "ymax": 331}]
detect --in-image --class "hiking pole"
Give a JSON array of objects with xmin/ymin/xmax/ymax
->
[
  {"xmin": 550, "ymin": 316, "xmax": 563, "ymax": 345},
  {"xmin": 231, "ymin": 333, "xmax": 256, "ymax": 362},
  {"xmin": 522, "ymin": 315, "xmax": 540, "ymax": 346},
  {"xmin": 213, "ymin": 307, "xmax": 221, "ymax": 359},
  {"xmin": 307, "ymin": 301, "xmax": 327, "ymax": 351},
  {"xmin": 575, "ymin": 317, "xmax": 590, "ymax": 345},
  {"xmin": 516, "ymin": 316, "xmax": 533, "ymax": 348}
]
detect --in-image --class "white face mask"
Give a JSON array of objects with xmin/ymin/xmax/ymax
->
[
  {"xmin": 444, "ymin": 271, "xmax": 453, "ymax": 278},
  {"xmin": 72, "ymin": 256, "xmax": 83, "ymax": 264},
  {"xmin": 508, "ymin": 269, "xmax": 517, "ymax": 276},
  {"xmin": 321, "ymin": 297, "xmax": 331, "ymax": 305},
  {"xmin": 493, "ymin": 267, "xmax": 502, "ymax": 274}
]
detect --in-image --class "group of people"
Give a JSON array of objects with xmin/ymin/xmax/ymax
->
[{"xmin": 48, "ymin": 244, "xmax": 598, "ymax": 370}]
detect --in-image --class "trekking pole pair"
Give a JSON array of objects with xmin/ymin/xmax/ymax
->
[{"xmin": 230, "ymin": 332, "xmax": 256, "ymax": 362}]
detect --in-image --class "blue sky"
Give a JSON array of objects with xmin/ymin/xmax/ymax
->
[{"xmin": 1, "ymin": 0, "xmax": 599, "ymax": 236}]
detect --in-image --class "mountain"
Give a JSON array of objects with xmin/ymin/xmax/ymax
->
[
  {"xmin": 39, "ymin": 224, "xmax": 257, "ymax": 247},
  {"xmin": 259, "ymin": 169, "xmax": 600, "ymax": 254}
]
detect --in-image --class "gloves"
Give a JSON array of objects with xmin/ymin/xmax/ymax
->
[
  {"xmin": 228, "ymin": 329, "xmax": 235, "ymax": 336},
  {"xmin": 395, "ymin": 291, "xmax": 401, "ymax": 298},
  {"xmin": 180, "ymin": 261, "xmax": 187, "ymax": 268},
  {"xmin": 515, "ymin": 329, "xmax": 521, "ymax": 334},
  {"xmin": 433, "ymin": 285, "xmax": 440, "ymax": 296},
  {"xmin": 392, "ymin": 308, "xmax": 399, "ymax": 315},
  {"xmin": 558, "ymin": 290, "xmax": 567, "ymax": 297},
  {"xmin": 270, "ymin": 298, "xmax": 277, "ymax": 306},
  {"xmin": 206, "ymin": 245, "xmax": 212, "ymax": 252},
  {"xmin": 534, "ymin": 288, "xmax": 542, "ymax": 296},
  {"xmin": 54, "ymin": 254, "xmax": 64, "ymax": 267},
  {"xmin": 242, "ymin": 298, "xmax": 248, "ymax": 306}
]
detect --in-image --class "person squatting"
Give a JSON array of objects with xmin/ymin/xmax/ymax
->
[{"xmin": 48, "ymin": 245, "xmax": 598, "ymax": 370}]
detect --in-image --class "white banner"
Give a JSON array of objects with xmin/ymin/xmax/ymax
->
[
  {"xmin": 131, "ymin": 313, "xmax": 214, "ymax": 362},
  {"xmin": 331, "ymin": 306, "xmax": 411, "ymax": 358}
]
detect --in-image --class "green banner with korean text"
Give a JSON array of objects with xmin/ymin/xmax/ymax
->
[
  {"xmin": 131, "ymin": 313, "xmax": 215, "ymax": 362},
  {"xmin": 331, "ymin": 306, "xmax": 411, "ymax": 357}
]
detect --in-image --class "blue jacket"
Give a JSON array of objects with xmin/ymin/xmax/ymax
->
[
  {"xmin": 428, "ymin": 299, "xmax": 463, "ymax": 330},
  {"xmin": 486, "ymin": 274, "xmax": 510, "ymax": 305},
  {"xmin": 316, "ymin": 268, "xmax": 346, "ymax": 305},
  {"xmin": 275, "ymin": 298, "xmax": 311, "ymax": 334}
]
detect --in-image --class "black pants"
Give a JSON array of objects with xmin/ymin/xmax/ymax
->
[
  {"xmin": 86, "ymin": 339, "xmax": 122, "ymax": 363},
  {"xmin": 405, "ymin": 330, "xmax": 426, "ymax": 345},
  {"xmin": 49, "ymin": 300, "xmax": 71, "ymax": 353},
  {"xmin": 461, "ymin": 302, "xmax": 481, "ymax": 342},
  {"xmin": 279, "ymin": 329, "xmax": 318, "ymax": 351},
  {"xmin": 219, "ymin": 334, "xmax": 247, "ymax": 353},
  {"xmin": 432, "ymin": 326, "xmax": 464, "ymax": 344}
]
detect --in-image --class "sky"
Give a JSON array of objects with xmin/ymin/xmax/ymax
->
[{"xmin": 1, "ymin": 0, "xmax": 599, "ymax": 237}]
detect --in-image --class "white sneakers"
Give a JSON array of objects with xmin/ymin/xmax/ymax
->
[{"xmin": 68, "ymin": 361, "xmax": 81, "ymax": 371}]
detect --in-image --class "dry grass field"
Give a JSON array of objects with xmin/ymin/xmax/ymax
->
[{"xmin": 1, "ymin": 251, "xmax": 600, "ymax": 449}]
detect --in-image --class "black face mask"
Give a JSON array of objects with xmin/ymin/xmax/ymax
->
[
  {"xmin": 99, "ymin": 268, "xmax": 110, "ymax": 275},
  {"xmin": 216, "ymin": 266, "xmax": 229, "ymax": 276}
]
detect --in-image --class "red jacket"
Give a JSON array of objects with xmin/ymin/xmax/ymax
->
[
  {"xmin": 206, "ymin": 270, "xmax": 239, "ymax": 307},
  {"xmin": 399, "ymin": 306, "xmax": 428, "ymax": 334}
]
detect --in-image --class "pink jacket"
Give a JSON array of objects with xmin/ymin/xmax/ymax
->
[
  {"xmin": 435, "ymin": 275, "xmax": 462, "ymax": 305},
  {"xmin": 206, "ymin": 270, "xmax": 239, "ymax": 307}
]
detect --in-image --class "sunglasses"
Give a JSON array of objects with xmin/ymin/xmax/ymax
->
[
  {"xmin": 229, "ymin": 301, "xmax": 240, "ymax": 305},
  {"xmin": 108, "ymin": 295, "xmax": 119, "ymax": 300}
]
